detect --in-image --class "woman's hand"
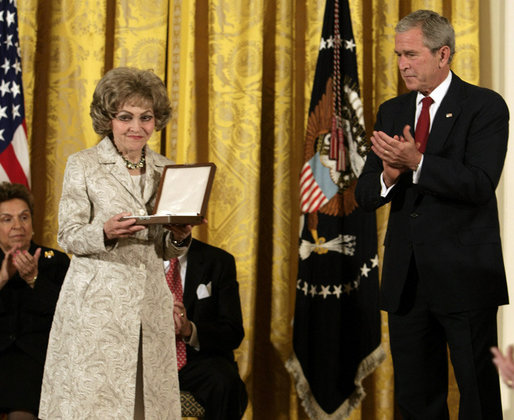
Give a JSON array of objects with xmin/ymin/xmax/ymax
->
[
  {"xmin": 12, "ymin": 247, "xmax": 41, "ymax": 286},
  {"xmin": 164, "ymin": 224, "xmax": 193, "ymax": 243},
  {"xmin": 0, "ymin": 249, "xmax": 17, "ymax": 290},
  {"xmin": 103, "ymin": 212, "xmax": 146, "ymax": 240},
  {"xmin": 164, "ymin": 218, "xmax": 207, "ymax": 244},
  {"xmin": 0, "ymin": 247, "xmax": 41, "ymax": 289}
]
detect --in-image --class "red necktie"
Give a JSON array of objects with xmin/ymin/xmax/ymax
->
[
  {"xmin": 165, "ymin": 258, "xmax": 187, "ymax": 370},
  {"xmin": 415, "ymin": 96, "xmax": 434, "ymax": 153}
]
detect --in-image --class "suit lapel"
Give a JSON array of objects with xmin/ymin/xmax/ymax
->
[
  {"xmin": 395, "ymin": 93, "xmax": 417, "ymax": 139},
  {"xmin": 143, "ymin": 149, "xmax": 166, "ymax": 206},
  {"xmin": 425, "ymin": 75, "xmax": 462, "ymax": 154}
]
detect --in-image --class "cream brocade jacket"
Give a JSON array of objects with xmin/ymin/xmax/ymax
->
[{"xmin": 39, "ymin": 137, "xmax": 184, "ymax": 419}]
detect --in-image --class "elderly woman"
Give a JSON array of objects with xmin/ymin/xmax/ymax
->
[
  {"xmin": 0, "ymin": 182, "xmax": 69, "ymax": 420},
  {"xmin": 39, "ymin": 67, "xmax": 192, "ymax": 419}
]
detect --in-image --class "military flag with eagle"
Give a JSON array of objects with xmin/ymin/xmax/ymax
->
[{"xmin": 286, "ymin": 0, "xmax": 384, "ymax": 418}]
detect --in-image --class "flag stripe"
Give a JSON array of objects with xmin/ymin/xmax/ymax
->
[
  {"xmin": 301, "ymin": 189, "xmax": 326, "ymax": 213},
  {"xmin": 0, "ymin": 141, "xmax": 27, "ymax": 185},
  {"xmin": 300, "ymin": 173, "xmax": 314, "ymax": 191}
]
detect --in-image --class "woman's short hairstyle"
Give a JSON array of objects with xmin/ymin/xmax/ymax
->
[
  {"xmin": 396, "ymin": 9, "xmax": 456, "ymax": 64},
  {"xmin": 0, "ymin": 182, "xmax": 34, "ymax": 215},
  {"xmin": 90, "ymin": 67, "xmax": 171, "ymax": 136}
]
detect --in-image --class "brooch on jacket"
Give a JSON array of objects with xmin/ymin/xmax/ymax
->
[{"xmin": 45, "ymin": 250, "xmax": 54, "ymax": 259}]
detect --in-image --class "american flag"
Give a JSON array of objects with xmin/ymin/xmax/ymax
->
[{"xmin": 0, "ymin": 0, "xmax": 30, "ymax": 187}]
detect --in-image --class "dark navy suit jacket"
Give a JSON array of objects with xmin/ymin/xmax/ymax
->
[
  {"xmin": 356, "ymin": 73, "xmax": 509, "ymax": 314},
  {"xmin": 183, "ymin": 238, "xmax": 244, "ymax": 363},
  {"xmin": 0, "ymin": 243, "xmax": 69, "ymax": 364}
]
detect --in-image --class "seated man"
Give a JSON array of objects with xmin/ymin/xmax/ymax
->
[{"xmin": 165, "ymin": 238, "xmax": 247, "ymax": 420}]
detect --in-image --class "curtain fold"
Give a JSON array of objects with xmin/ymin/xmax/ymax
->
[{"xmin": 16, "ymin": 0, "xmax": 479, "ymax": 418}]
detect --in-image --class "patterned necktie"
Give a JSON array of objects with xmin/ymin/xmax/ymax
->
[
  {"xmin": 415, "ymin": 96, "xmax": 434, "ymax": 153},
  {"xmin": 165, "ymin": 258, "xmax": 187, "ymax": 370}
]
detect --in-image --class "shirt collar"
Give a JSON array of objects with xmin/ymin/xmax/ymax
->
[
  {"xmin": 164, "ymin": 251, "xmax": 188, "ymax": 272},
  {"xmin": 416, "ymin": 71, "xmax": 452, "ymax": 105}
]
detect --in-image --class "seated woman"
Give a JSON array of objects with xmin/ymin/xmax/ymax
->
[{"xmin": 0, "ymin": 183, "xmax": 70, "ymax": 420}]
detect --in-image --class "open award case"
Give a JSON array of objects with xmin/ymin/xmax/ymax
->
[{"xmin": 126, "ymin": 163, "xmax": 216, "ymax": 225}]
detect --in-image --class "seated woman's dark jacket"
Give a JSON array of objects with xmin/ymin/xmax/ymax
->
[{"xmin": 0, "ymin": 242, "xmax": 69, "ymax": 364}]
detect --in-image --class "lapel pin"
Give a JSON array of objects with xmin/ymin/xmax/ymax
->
[
  {"xmin": 45, "ymin": 250, "xmax": 54, "ymax": 258},
  {"xmin": 446, "ymin": 113, "xmax": 453, "ymax": 118}
]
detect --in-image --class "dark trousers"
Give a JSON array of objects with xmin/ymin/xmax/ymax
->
[
  {"xmin": 388, "ymin": 259, "xmax": 503, "ymax": 420},
  {"xmin": 179, "ymin": 356, "xmax": 247, "ymax": 420}
]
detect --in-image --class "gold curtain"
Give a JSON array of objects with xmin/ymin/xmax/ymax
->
[{"xmin": 16, "ymin": 0, "xmax": 479, "ymax": 419}]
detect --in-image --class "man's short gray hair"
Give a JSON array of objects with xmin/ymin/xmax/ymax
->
[{"xmin": 396, "ymin": 9, "xmax": 455, "ymax": 64}]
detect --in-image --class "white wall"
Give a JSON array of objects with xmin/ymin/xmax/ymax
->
[{"xmin": 480, "ymin": 0, "xmax": 514, "ymax": 415}]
